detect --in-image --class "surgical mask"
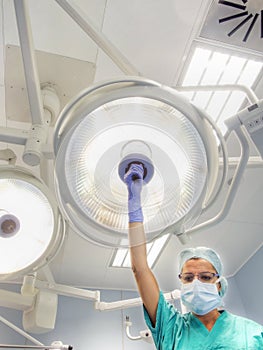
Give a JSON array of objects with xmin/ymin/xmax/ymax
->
[{"xmin": 181, "ymin": 279, "xmax": 222, "ymax": 315}]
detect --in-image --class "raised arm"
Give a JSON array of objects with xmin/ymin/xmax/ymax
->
[{"xmin": 124, "ymin": 164, "xmax": 160, "ymax": 325}]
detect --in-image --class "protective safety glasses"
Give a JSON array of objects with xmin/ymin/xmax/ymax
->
[{"xmin": 178, "ymin": 272, "xmax": 220, "ymax": 283}]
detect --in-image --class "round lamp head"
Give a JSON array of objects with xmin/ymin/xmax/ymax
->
[
  {"xmin": 0, "ymin": 166, "xmax": 65, "ymax": 280},
  {"xmin": 54, "ymin": 77, "xmax": 222, "ymax": 248}
]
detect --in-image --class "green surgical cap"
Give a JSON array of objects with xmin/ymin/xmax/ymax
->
[{"xmin": 178, "ymin": 246, "xmax": 228, "ymax": 297}]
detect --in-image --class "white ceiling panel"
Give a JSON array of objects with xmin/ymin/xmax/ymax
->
[
  {"xmin": 5, "ymin": 45, "xmax": 95, "ymax": 123},
  {"xmin": 101, "ymin": 0, "xmax": 210, "ymax": 85}
]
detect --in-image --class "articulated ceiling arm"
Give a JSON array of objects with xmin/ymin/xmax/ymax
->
[{"xmin": 185, "ymin": 99, "xmax": 263, "ymax": 238}]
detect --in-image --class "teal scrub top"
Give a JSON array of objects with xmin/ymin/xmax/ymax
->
[{"xmin": 144, "ymin": 292, "xmax": 263, "ymax": 350}]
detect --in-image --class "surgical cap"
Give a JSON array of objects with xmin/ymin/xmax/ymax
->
[{"xmin": 178, "ymin": 246, "xmax": 228, "ymax": 297}]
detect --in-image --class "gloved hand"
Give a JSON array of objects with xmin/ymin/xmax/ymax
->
[{"xmin": 124, "ymin": 163, "xmax": 144, "ymax": 223}]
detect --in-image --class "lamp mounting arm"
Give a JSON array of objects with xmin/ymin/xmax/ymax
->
[
  {"xmin": 185, "ymin": 98, "xmax": 263, "ymax": 237},
  {"xmin": 176, "ymin": 84, "xmax": 259, "ymax": 105},
  {"xmin": 54, "ymin": 0, "xmax": 140, "ymax": 76},
  {"xmin": 34, "ymin": 277, "xmax": 182, "ymax": 312},
  {"xmin": 0, "ymin": 289, "xmax": 34, "ymax": 311}
]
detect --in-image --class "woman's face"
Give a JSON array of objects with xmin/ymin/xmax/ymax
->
[{"xmin": 181, "ymin": 258, "xmax": 221, "ymax": 291}]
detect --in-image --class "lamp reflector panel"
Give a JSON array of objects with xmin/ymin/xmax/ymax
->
[{"xmin": 54, "ymin": 78, "xmax": 221, "ymax": 248}]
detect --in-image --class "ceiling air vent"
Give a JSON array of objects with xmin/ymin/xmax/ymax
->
[{"xmin": 200, "ymin": 0, "xmax": 263, "ymax": 53}]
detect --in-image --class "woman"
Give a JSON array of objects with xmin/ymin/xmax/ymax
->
[{"xmin": 124, "ymin": 163, "xmax": 263, "ymax": 349}]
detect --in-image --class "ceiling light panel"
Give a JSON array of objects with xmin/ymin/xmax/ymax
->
[
  {"xmin": 180, "ymin": 45, "xmax": 263, "ymax": 132},
  {"xmin": 110, "ymin": 234, "xmax": 169, "ymax": 269}
]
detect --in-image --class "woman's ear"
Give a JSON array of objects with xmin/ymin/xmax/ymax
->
[{"xmin": 217, "ymin": 281, "xmax": 222, "ymax": 293}]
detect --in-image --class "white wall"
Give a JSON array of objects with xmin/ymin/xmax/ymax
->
[
  {"xmin": 235, "ymin": 245, "xmax": 263, "ymax": 325},
  {"xmin": 222, "ymin": 277, "xmax": 246, "ymax": 317},
  {"xmin": 0, "ymin": 307, "xmax": 25, "ymax": 344}
]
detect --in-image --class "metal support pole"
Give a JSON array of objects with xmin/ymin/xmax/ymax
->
[
  {"xmin": 0, "ymin": 345, "xmax": 72, "ymax": 350},
  {"xmin": 13, "ymin": 0, "xmax": 45, "ymax": 125},
  {"xmin": 0, "ymin": 315, "xmax": 43, "ymax": 346},
  {"xmin": 55, "ymin": 0, "xmax": 140, "ymax": 76}
]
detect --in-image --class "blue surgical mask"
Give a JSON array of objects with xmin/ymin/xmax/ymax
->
[{"xmin": 181, "ymin": 279, "xmax": 222, "ymax": 315}]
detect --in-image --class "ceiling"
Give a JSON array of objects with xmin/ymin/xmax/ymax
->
[{"xmin": 0, "ymin": 0, "xmax": 263, "ymax": 293}]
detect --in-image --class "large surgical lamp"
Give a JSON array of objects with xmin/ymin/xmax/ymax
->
[
  {"xmin": 54, "ymin": 77, "xmax": 227, "ymax": 248},
  {"xmin": 0, "ymin": 166, "xmax": 65, "ymax": 280}
]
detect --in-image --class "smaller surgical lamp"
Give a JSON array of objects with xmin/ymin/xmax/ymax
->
[
  {"xmin": 0, "ymin": 166, "xmax": 65, "ymax": 280},
  {"xmin": 0, "ymin": 209, "xmax": 20, "ymax": 237}
]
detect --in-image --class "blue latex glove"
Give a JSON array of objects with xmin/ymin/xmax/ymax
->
[{"xmin": 124, "ymin": 163, "xmax": 144, "ymax": 223}]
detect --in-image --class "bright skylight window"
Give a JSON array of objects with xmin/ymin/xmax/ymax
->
[
  {"xmin": 110, "ymin": 234, "xmax": 170, "ymax": 269},
  {"xmin": 180, "ymin": 46, "xmax": 263, "ymax": 133}
]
